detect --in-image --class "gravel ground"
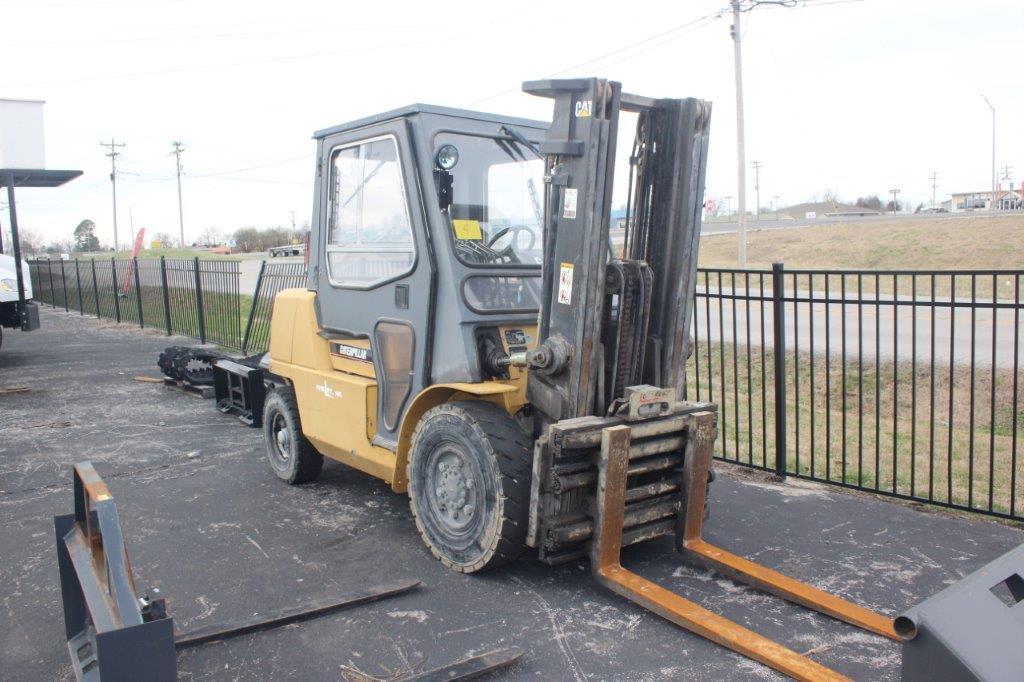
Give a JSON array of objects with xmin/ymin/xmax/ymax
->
[{"xmin": 1, "ymin": 308, "xmax": 1021, "ymax": 680}]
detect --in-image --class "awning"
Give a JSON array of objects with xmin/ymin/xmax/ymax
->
[{"xmin": 0, "ymin": 168, "xmax": 83, "ymax": 188}]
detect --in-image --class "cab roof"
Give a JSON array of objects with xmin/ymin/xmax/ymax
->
[{"xmin": 313, "ymin": 103, "xmax": 549, "ymax": 140}]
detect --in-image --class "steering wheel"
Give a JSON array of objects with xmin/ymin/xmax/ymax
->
[{"xmin": 486, "ymin": 225, "xmax": 537, "ymax": 252}]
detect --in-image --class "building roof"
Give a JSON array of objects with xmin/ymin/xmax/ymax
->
[
  {"xmin": 950, "ymin": 189, "xmax": 1021, "ymax": 197},
  {"xmin": 313, "ymin": 103, "xmax": 549, "ymax": 140}
]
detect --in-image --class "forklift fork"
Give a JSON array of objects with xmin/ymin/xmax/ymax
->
[{"xmin": 590, "ymin": 413, "xmax": 898, "ymax": 681}]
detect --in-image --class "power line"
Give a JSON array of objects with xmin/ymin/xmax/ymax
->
[
  {"xmin": 0, "ymin": 0, "xmax": 188, "ymax": 6},
  {"xmin": 0, "ymin": 36, "xmax": 462, "ymax": 89},
  {"xmin": 464, "ymin": 11, "xmax": 724, "ymax": 107},
  {"xmin": 188, "ymin": 154, "xmax": 311, "ymax": 177},
  {"xmin": 184, "ymin": 174, "xmax": 312, "ymax": 187},
  {"xmin": 727, "ymin": 0, "xmax": 862, "ymax": 265},
  {"xmin": 8, "ymin": 19, "xmax": 507, "ymax": 48}
]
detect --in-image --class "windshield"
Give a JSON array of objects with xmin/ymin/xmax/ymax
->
[{"xmin": 437, "ymin": 132, "xmax": 545, "ymax": 268}]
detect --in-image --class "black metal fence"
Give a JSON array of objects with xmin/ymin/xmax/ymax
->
[
  {"xmin": 241, "ymin": 260, "xmax": 307, "ymax": 354},
  {"xmin": 28, "ymin": 257, "xmax": 1024, "ymax": 521},
  {"xmin": 688, "ymin": 264, "xmax": 1023, "ymax": 521},
  {"xmin": 29, "ymin": 257, "xmax": 243, "ymax": 350}
]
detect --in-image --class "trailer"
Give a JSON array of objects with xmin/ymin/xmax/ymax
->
[{"xmin": 267, "ymin": 242, "xmax": 305, "ymax": 257}]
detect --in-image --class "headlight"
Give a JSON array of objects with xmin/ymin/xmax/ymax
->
[
  {"xmin": 434, "ymin": 144, "xmax": 459, "ymax": 171},
  {"xmin": 0, "ymin": 278, "xmax": 16, "ymax": 292}
]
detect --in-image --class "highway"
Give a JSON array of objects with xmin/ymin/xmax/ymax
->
[{"xmin": 696, "ymin": 286, "xmax": 1022, "ymax": 369}]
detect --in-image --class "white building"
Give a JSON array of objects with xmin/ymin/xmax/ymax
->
[{"xmin": 949, "ymin": 186, "xmax": 1023, "ymax": 212}]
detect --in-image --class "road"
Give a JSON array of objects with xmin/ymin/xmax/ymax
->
[
  {"xmin": 698, "ymin": 209, "xmax": 1023, "ymax": 235},
  {"xmin": 233, "ymin": 255, "xmax": 304, "ymax": 295},
  {"xmin": 233, "ymin": 261, "xmax": 1022, "ymax": 368},
  {"xmin": 697, "ymin": 287, "xmax": 1023, "ymax": 368}
]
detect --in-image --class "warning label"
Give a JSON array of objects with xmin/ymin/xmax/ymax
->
[
  {"xmin": 563, "ymin": 187, "xmax": 578, "ymax": 219},
  {"xmin": 557, "ymin": 262, "xmax": 574, "ymax": 305}
]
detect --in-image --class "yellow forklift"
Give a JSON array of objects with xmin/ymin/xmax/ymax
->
[{"xmin": 256, "ymin": 78, "xmax": 897, "ymax": 679}]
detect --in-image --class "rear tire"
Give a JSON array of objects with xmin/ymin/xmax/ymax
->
[
  {"xmin": 262, "ymin": 387, "xmax": 323, "ymax": 484},
  {"xmin": 407, "ymin": 401, "xmax": 532, "ymax": 573}
]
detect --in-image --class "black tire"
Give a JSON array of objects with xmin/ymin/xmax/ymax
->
[
  {"xmin": 173, "ymin": 348, "xmax": 229, "ymax": 386},
  {"xmin": 262, "ymin": 387, "xmax": 323, "ymax": 484},
  {"xmin": 407, "ymin": 400, "xmax": 532, "ymax": 573},
  {"xmin": 158, "ymin": 345, "xmax": 189, "ymax": 380}
]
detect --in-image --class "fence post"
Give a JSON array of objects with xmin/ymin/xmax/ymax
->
[
  {"xmin": 241, "ymin": 259, "xmax": 266, "ymax": 354},
  {"xmin": 74, "ymin": 260, "xmax": 84, "ymax": 314},
  {"xmin": 193, "ymin": 256, "xmax": 206, "ymax": 344},
  {"xmin": 133, "ymin": 257, "xmax": 144, "ymax": 328},
  {"xmin": 111, "ymin": 258, "xmax": 121, "ymax": 323},
  {"xmin": 46, "ymin": 259, "xmax": 54, "ymax": 305},
  {"xmin": 772, "ymin": 262, "xmax": 788, "ymax": 478},
  {"xmin": 58, "ymin": 258, "xmax": 68, "ymax": 311},
  {"xmin": 91, "ymin": 259, "xmax": 100, "ymax": 318},
  {"xmin": 160, "ymin": 256, "xmax": 172, "ymax": 335}
]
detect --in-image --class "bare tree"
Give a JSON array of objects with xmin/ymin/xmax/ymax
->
[
  {"xmin": 197, "ymin": 226, "xmax": 223, "ymax": 247},
  {"xmin": 151, "ymin": 232, "xmax": 174, "ymax": 248},
  {"xmin": 3, "ymin": 227, "xmax": 44, "ymax": 255}
]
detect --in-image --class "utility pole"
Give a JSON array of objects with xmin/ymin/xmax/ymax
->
[
  {"xmin": 100, "ymin": 138, "xmax": 126, "ymax": 251},
  {"xmin": 772, "ymin": 194, "xmax": 780, "ymax": 219},
  {"xmin": 889, "ymin": 188, "xmax": 900, "ymax": 215},
  {"xmin": 981, "ymin": 95, "xmax": 995, "ymax": 214},
  {"xmin": 751, "ymin": 160, "xmax": 763, "ymax": 220},
  {"xmin": 172, "ymin": 141, "xmax": 186, "ymax": 247},
  {"xmin": 731, "ymin": 0, "xmax": 747, "ymax": 266},
  {"xmin": 290, "ymin": 210, "xmax": 297, "ymax": 232},
  {"xmin": 929, "ymin": 171, "xmax": 939, "ymax": 207}
]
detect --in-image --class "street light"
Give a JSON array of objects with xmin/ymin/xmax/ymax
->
[{"xmin": 981, "ymin": 95, "xmax": 996, "ymax": 214}]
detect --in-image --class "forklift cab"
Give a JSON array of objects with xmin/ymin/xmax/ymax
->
[{"xmin": 278, "ymin": 105, "xmax": 548, "ymax": 461}]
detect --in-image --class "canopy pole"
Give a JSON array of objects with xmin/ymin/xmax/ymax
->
[{"xmin": 5, "ymin": 172, "xmax": 27, "ymax": 325}]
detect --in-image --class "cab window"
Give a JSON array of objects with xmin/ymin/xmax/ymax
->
[{"xmin": 327, "ymin": 136, "xmax": 415, "ymax": 287}]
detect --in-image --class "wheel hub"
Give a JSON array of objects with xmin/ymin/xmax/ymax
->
[
  {"xmin": 432, "ymin": 450, "xmax": 476, "ymax": 530},
  {"xmin": 273, "ymin": 416, "xmax": 291, "ymax": 462}
]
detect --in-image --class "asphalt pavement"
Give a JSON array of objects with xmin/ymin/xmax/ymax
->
[{"xmin": 1, "ymin": 309, "xmax": 1022, "ymax": 680}]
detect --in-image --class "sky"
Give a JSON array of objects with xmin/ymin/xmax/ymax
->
[{"xmin": 0, "ymin": 0, "xmax": 1021, "ymax": 249}]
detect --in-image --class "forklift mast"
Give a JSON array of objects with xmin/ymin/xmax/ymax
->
[{"xmin": 522, "ymin": 78, "xmax": 710, "ymax": 424}]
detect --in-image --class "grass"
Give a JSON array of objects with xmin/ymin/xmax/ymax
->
[
  {"xmin": 698, "ymin": 215, "xmax": 1024, "ymax": 300},
  {"xmin": 688, "ymin": 340, "xmax": 1024, "ymax": 518}
]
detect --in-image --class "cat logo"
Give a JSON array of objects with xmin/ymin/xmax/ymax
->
[{"xmin": 574, "ymin": 100, "xmax": 592, "ymax": 118}]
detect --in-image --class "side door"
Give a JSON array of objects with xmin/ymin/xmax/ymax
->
[{"xmin": 312, "ymin": 120, "xmax": 432, "ymax": 449}]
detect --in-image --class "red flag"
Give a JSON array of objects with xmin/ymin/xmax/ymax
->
[{"xmin": 121, "ymin": 228, "xmax": 147, "ymax": 294}]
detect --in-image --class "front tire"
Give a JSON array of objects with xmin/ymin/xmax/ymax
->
[
  {"xmin": 262, "ymin": 387, "xmax": 323, "ymax": 484},
  {"xmin": 407, "ymin": 401, "xmax": 532, "ymax": 573}
]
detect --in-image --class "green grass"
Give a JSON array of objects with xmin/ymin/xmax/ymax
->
[{"xmin": 688, "ymin": 340, "xmax": 1024, "ymax": 517}]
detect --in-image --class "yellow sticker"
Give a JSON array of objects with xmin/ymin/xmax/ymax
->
[{"xmin": 452, "ymin": 219, "xmax": 483, "ymax": 241}]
